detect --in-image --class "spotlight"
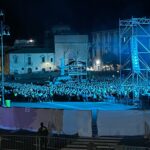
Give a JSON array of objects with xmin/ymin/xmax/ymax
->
[{"xmin": 96, "ymin": 59, "xmax": 100, "ymax": 65}]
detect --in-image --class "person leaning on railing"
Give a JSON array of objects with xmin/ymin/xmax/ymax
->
[{"xmin": 37, "ymin": 122, "xmax": 48, "ymax": 149}]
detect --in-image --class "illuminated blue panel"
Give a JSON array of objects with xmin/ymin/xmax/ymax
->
[{"xmin": 131, "ymin": 36, "xmax": 140, "ymax": 74}]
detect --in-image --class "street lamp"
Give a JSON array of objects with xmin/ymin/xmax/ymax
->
[
  {"xmin": 0, "ymin": 10, "xmax": 10, "ymax": 107},
  {"xmin": 96, "ymin": 59, "xmax": 101, "ymax": 71},
  {"xmin": 96, "ymin": 59, "xmax": 100, "ymax": 65}
]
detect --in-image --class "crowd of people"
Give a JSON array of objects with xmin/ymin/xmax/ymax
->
[{"xmin": 0, "ymin": 77, "xmax": 150, "ymax": 106}]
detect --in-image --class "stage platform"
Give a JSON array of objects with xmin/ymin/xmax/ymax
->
[{"xmin": 11, "ymin": 102, "xmax": 137, "ymax": 110}]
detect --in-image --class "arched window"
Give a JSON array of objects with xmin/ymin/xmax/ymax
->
[
  {"xmin": 50, "ymin": 58, "xmax": 53, "ymax": 62},
  {"xmin": 42, "ymin": 68, "xmax": 45, "ymax": 72},
  {"xmin": 28, "ymin": 68, "xmax": 32, "ymax": 74},
  {"xmin": 41, "ymin": 56, "xmax": 45, "ymax": 63},
  {"xmin": 28, "ymin": 56, "xmax": 31, "ymax": 65}
]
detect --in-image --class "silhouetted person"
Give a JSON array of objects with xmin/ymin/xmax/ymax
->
[{"xmin": 38, "ymin": 122, "xmax": 48, "ymax": 149}]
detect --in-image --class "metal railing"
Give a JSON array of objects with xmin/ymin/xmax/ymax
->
[
  {"xmin": 122, "ymin": 146, "xmax": 150, "ymax": 150},
  {"xmin": 0, "ymin": 135, "xmax": 149, "ymax": 150},
  {"xmin": 0, "ymin": 135, "xmax": 74, "ymax": 150},
  {"xmin": 116, "ymin": 145, "xmax": 150, "ymax": 150}
]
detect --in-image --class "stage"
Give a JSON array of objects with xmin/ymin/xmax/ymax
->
[{"xmin": 11, "ymin": 102, "xmax": 137, "ymax": 110}]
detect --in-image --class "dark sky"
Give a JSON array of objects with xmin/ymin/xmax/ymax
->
[{"xmin": 1, "ymin": 0, "xmax": 150, "ymax": 44}]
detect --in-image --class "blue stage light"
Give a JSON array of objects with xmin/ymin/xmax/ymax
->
[{"xmin": 131, "ymin": 36, "xmax": 140, "ymax": 74}]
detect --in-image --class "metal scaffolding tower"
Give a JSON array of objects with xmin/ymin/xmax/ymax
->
[
  {"xmin": 60, "ymin": 51, "xmax": 87, "ymax": 80},
  {"xmin": 119, "ymin": 17, "xmax": 150, "ymax": 97},
  {"xmin": 67, "ymin": 59, "xmax": 87, "ymax": 80}
]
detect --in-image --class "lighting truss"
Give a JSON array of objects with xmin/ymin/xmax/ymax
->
[{"xmin": 119, "ymin": 17, "xmax": 150, "ymax": 99}]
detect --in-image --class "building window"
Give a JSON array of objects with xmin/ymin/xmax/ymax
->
[
  {"xmin": 41, "ymin": 56, "xmax": 45, "ymax": 63},
  {"xmin": 42, "ymin": 68, "xmax": 45, "ymax": 72},
  {"xmin": 13, "ymin": 55, "xmax": 18, "ymax": 64},
  {"xmin": 14, "ymin": 70, "xmax": 18, "ymax": 74},
  {"xmin": 50, "ymin": 58, "xmax": 53, "ymax": 62},
  {"xmin": 22, "ymin": 68, "xmax": 24, "ymax": 70},
  {"xmin": 28, "ymin": 68, "xmax": 32, "ymax": 74},
  {"xmin": 49, "ymin": 67, "xmax": 51, "ymax": 70},
  {"xmin": 28, "ymin": 57, "xmax": 31, "ymax": 65},
  {"xmin": 35, "ymin": 67, "xmax": 38, "ymax": 70}
]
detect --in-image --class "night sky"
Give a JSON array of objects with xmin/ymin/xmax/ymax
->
[{"xmin": 1, "ymin": 0, "xmax": 150, "ymax": 44}]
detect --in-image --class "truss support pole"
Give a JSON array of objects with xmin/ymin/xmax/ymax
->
[{"xmin": 119, "ymin": 17, "xmax": 150, "ymax": 107}]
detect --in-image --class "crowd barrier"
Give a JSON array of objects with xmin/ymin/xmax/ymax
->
[
  {"xmin": 97, "ymin": 110, "xmax": 150, "ymax": 136},
  {"xmin": 0, "ymin": 107, "xmax": 150, "ymax": 137},
  {"xmin": 0, "ymin": 135, "xmax": 73, "ymax": 150},
  {"xmin": 0, "ymin": 135, "xmax": 149, "ymax": 150},
  {"xmin": 116, "ymin": 145, "xmax": 150, "ymax": 150},
  {"xmin": 63, "ymin": 110, "xmax": 92, "ymax": 137},
  {"xmin": 0, "ymin": 107, "xmax": 92, "ymax": 137}
]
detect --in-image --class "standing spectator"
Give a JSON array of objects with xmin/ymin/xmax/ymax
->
[{"xmin": 38, "ymin": 122, "xmax": 48, "ymax": 149}]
